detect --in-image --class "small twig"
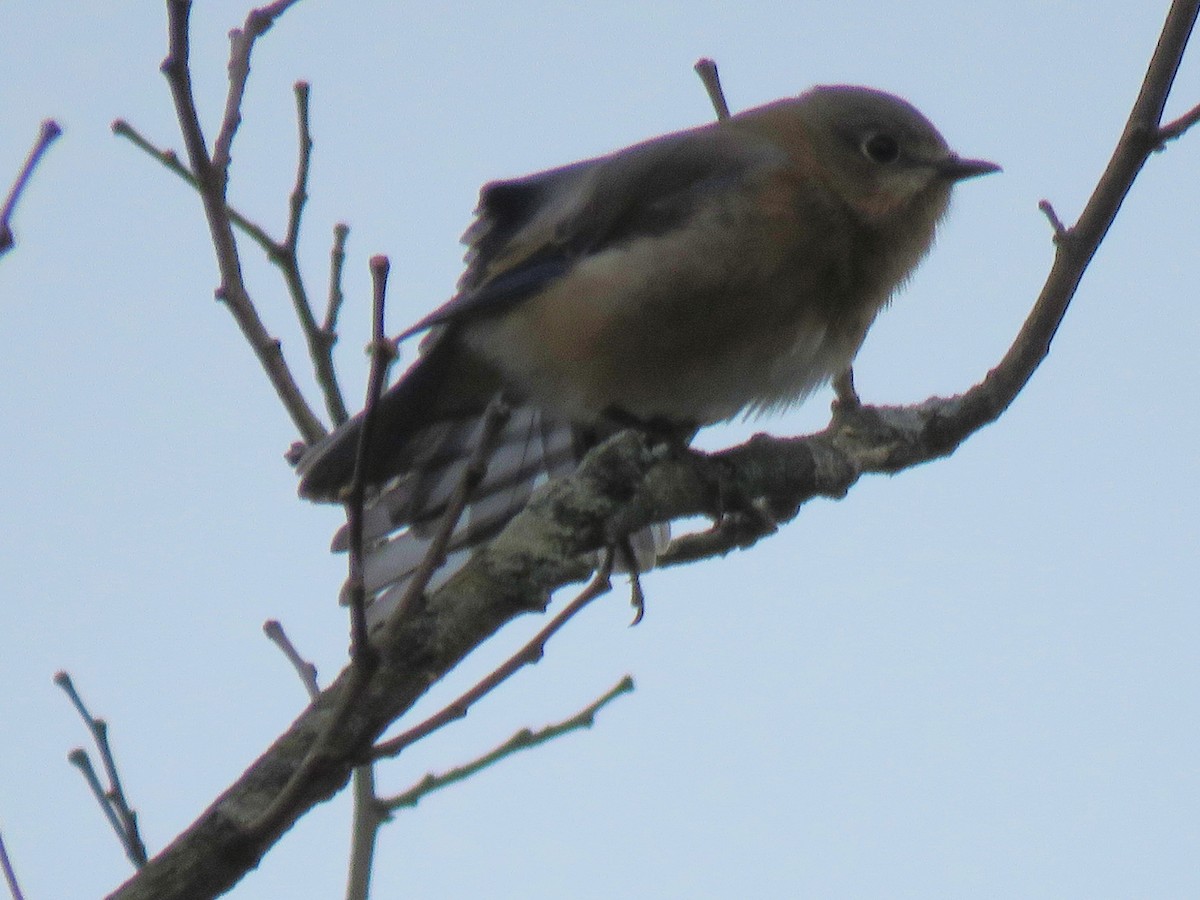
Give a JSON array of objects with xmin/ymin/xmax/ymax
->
[
  {"xmin": 213, "ymin": 1, "xmax": 303, "ymax": 175},
  {"xmin": 380, "ymin": 396, "xmax": 512, "ymax": 630},
  {"xmin": 1158, "ymin": 98, "xmax": 1200, "ymax": 141},
  {"xmin": 67, "ymin": 750, "xmax": 128, "ymax": 846},
  {"xmin": 111, "ymin": 120, "xmax": 276, "ymax": 253},
  {"xmin": 346, "ymin": 255, "xmax": 397, "ymax": 661},
  {"xmin": 55, "ymin": 673, "xmax": 148, "ymax": 868},
  {"xmin": 161, "ymin": 0, "xmax": 327, "ymax": 444},
  {"xmin": 344, "ymin": 764, "xmax": 384, "ymax": 900},
  {"xmin": 115, "ymin": 93, "xmax": 350, "ymax": 429},
  {"xmin": 381, "ymin": 676, "xmax": 634, "ymax": 811},
  {"xmin": 284, "ymin": 82, "xmax": 312, "ymax": 252},
  {"xmin": 0, "ymin": 119, "xmax": 62, "ymax": 257},
  {"xmin": 321, "ymin": 222, "xmax": 353, "ymax": 424},
  {"xmin": 241, "ymin": 256, "xmax": 393, "ymax": 840},
  {"xmin": 0, "ymin": 829, "xmax": 27, "ymax": 900},
  {"xmin": 1038, "ymin": 199, "xmax": 1069, "ymax": 241},
  {"xmin": 280, "ymin": 81, "xmax": 349, "ymax": 427},
  {"xmin": 263, "ymin": 619, "xmax": 320, "ymax": 700},
  {"xmin": 324, "ymin": 223, "xmax": 351, "ymax": 339},
  {"xmin": 373, "ymin": 557, "xmax": 616, "ymax": 760},
  {"xmin": 693, "ymin": 58, "xmax": 731, "ymax": 120}
]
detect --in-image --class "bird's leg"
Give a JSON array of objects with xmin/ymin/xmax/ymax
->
[
  {"xmin": 613, "ymin": 537, "xmax": 647, "ymax": 626},
  {"xmin": 832, "ymin": 367, "xmax": 861, "ymax": 410},
  {"xmin": 599, "ymin": 407, "xmax": 697, "ymax": 457}
]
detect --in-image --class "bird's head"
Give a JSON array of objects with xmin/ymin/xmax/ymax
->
[{"xmin": 793, "ymin": 85, "xmax": 999, "ymax": 224}]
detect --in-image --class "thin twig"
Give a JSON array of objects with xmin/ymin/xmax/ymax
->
[
  {"xmin": 55, "ymin": 673, "xmax": 148, "ymax": 868},
  {"xmin": 1037, "ymin": 199, "xmax": 1069, "ymax": 241},
  {"xmin": 344, "ymin": 764, "xmax": 384, "ymax": 900},
  {"xmin": 0, "ymin": 829, "xmax": 27, "ymax": 900},
  {"xmin": 280, "ymin": 81, "xmax": 349, "ymax": 426},
  {"xmin": 111, "ymin": 120, "xmax": 276, "ymax": 253},
  {"xmin": 263, "ymin": 619, "xmax": 320, "ymax": 700},
  {"xmin": 240, "ymin": 663, "xmax": 374, "ymax": 841},
  {"xmin": 160, "ymin": 0, "xmax": 327, "ymax": 444},
  {"xmin": 213, "ymin": 1, "xmax": 304, "ymax": 174},
  {"xmin": 114, "ymin": 92, "xmax": 350, "ymax": 428},
  {"xmin": 373, "ymin": 557, "xmax": 616, "ymax": 760},
  {"xmin": 0, "ymin": 119, "xmax": 62, "ymax": 257},
  {"xmin": 380, "ymin": 676, "xmax": 634, "ymax": 811},
  {"xmin": 1158, "ymin": 98, "xmax": 1200, "ymax": 141},
  {"xmin": 325, "ymin": 223, "xmax": 351, "ymax": 339},
  {"xmin": 322, "ymin": 222, "xmax": 353, "ymax": 424},
  {"xmin": 240, "ymin": 255, "xmax": 393, "ymax": 841},
  {"xmin": 264, "ymin": 607, "xmax": 372, "ymax": 900},
  {"xmin": 693, "ymin": 58, "xmax": 731, "ymax": 120},
  {"xmin": 346, "ymin": 255, "xmax": 397, "ymax": 661},
  {"xmin": 284, "ymin": 82, "xmax": 312, "ymax": 252},
  {"xmin": 67, "ymin": 750, "xmax": 127, "ymax": 845}
]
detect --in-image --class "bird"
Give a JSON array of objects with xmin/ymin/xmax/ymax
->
[{"xmin": 297, "ymin": 84, "xmax": 999, "ymax": 626}]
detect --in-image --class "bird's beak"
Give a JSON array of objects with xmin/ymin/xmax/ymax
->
[{"xmin": 936, "ymin": 155, "xmax": 1002, "ymax": 181}]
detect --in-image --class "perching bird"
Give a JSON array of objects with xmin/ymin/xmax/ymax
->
[{"xmin": 298, "ymin": 84, "xmax": 998, "ymax": 625}]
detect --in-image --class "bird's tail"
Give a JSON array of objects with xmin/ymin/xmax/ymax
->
[{"xmin": 303, "ymin": 402, "xmax": 668, "ymax": 629}]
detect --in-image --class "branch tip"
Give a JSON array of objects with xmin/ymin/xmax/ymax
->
[
  {"xmin": 693, "ymin": 58, "xmax": 731, "ymax": 121},
  {"xmin": 1037, "ymin": 199, "xmax": 1069, "ymax": 240}
]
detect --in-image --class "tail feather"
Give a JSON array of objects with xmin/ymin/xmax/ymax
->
[{"xmin": 300, "ymin": 352, "xmax": 671, "ymax": 628}]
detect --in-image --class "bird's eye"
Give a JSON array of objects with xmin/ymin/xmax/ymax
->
[{"xmin": 861, "ymin": 133, "xmax": 901, "ymax": 164}]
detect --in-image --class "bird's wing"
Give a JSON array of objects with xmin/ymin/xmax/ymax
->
[{"xmin": 395, "ymin": 124, "xmax": 789, "ymax": 340}]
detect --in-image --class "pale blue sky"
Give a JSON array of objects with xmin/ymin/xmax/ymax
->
[{"xmin": 2, "ymin": 2, "xmax": 1198, "ymax": 898}]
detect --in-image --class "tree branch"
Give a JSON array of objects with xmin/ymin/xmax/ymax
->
[
  {"xmin": 0, "ymin": 830, "xmax": 26, "ymax": 900},
  {"xmin": 160, "ymin": 0, "xmax": 326, "ymax": 444},
  {"xmin": 55, "ymin": 673, "xmax": 148, "ymax": 869},
  {"xmin": 372, "ymin": 558, "xmax": 616, "ymax": 761},
  {"xmin": 0, "ymin": 119, "xmax": 62, "ymax": 258},
  {"xmin": 379, "ymin": 677, "xmax": 634, "ymax": 812}
]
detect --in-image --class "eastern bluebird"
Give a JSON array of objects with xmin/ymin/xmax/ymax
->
[{"xmin": 298, "ymin": 85, "xmax": 998, "ymax": 624}]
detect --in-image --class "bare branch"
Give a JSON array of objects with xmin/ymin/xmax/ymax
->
[
  {"xmin": 1037, "ymin": 199, "xmax": 1069, "ymax": 241},
  {"xmin": 0, "ymin": 119, "xmax": 62, "ymax": 258},
  {"xmin": 279, "ymin": 81, "xmax": 350, "ymax": 426},
  {"xmin": 380, "ymin": 677, "xmax": 634, "ymax": 812},
  {"xmin": 324, "ymin": 223, "xmax": 351, "ymax": 340},
  {"xmin": 284, "ymin": 82, "xmax": 312, "ymax": 252},
  {"xmin": 239, "ymin": 255, "xmax": 395, "ymax": 841},
  {"xmin": 372, "ymin": 558, "xmax": 615, "ymax": 761},
  {"xmin": 213, "ymin": 1, "xmax": 304, "ymax": 175},
  {"xmin": 115, "ymin": 88, "xmax": 350, "ymax": 429},
  {"xmin": 55, "ymin": 673, "xmax": 148, "ymax": 869},
  {"xmin": 1158, "ymin": 98, "xmax": 1200, "ymax": 141},
  {"xmin": 263, "ymin": 619, "xmax": 321, "ymax": 700},
  {"xmin": 160, "ymin": 0, "xmax": 326, "ymax": 444},
  {"xmin": 344, "ymin": 764, "xmax": 384, "ymax": 900},
  {"xmin": 693, "ymin": 58, "xmax": 731, "ymax": 120},
  {"xmin": 111, "ymin": 119, "xmax": 277, "ymax": 252},
  {"xmin": 322, "ymin": 222, "xmax": 353, "ymax": 425},
  {"xmin": 0, "ymin": 830, "xmax": 27, "ymax": 900},
  {"xmin": 345, "ymin": 255, "xmax": 397, "ymax": 660}
]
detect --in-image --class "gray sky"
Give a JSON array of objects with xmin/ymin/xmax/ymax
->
[{"xmin": 2, "ymin": 2, "xmax": 1198, "ymax": 897}]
